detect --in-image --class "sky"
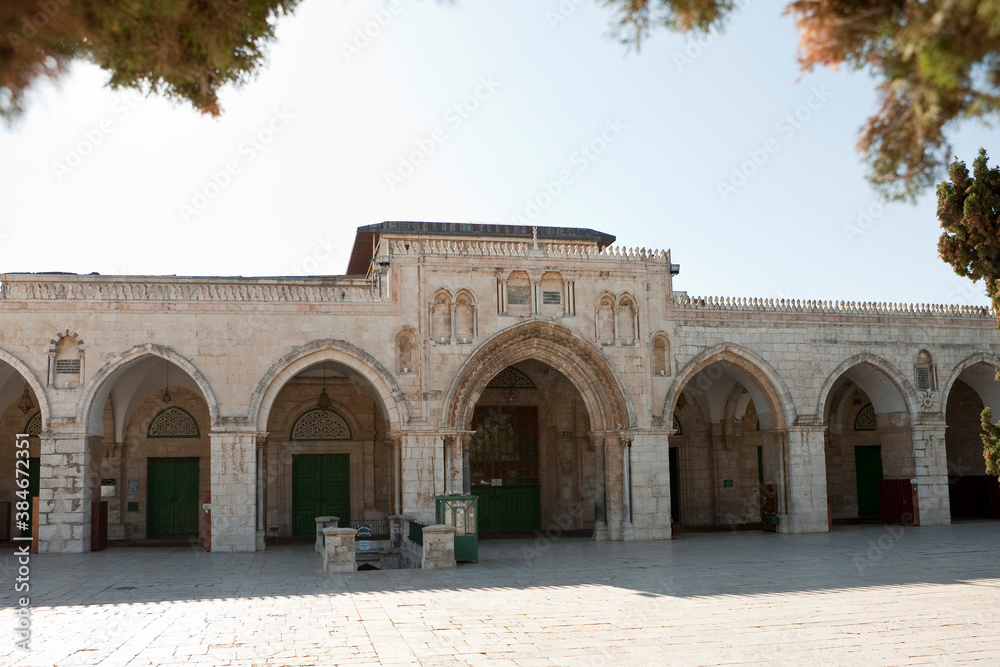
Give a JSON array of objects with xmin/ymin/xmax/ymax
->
[{"xmin": 0, "ymin": 0, "xmax": 995, "ymax": 308}]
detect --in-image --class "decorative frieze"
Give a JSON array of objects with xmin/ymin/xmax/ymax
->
[{"xmin": 0, "ymin": 277, "xmax": 384, "ymax": 303}]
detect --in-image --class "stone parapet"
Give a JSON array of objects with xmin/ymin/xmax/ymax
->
[{"xmin": 674, "ymin": 294, "xmax": 994, "ymax": 320}]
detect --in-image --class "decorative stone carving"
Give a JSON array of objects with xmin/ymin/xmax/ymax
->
[
  {"xmin": 290, "ymin": 409, "xmax": 351, "ymax": 440},
  {"xmin": 148, "ymin": 407, "xmax": 200, "ymax": 438}
]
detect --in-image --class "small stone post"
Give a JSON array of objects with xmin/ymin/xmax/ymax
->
[
  {"xmin": 315, "ymin": 516, "xmax": 338, "ymax": 553},
  {"xmin": 322, "ymin": 526, "xmax": 357, "ymax": 573},
  {"xmin": 420, "ymin": 524, "xmax": 456, "ymax": 570}
]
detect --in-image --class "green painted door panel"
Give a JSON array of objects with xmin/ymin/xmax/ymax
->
[
  {"xmin": 472, "ymin": 487, "xmax": 540, "ymax": 533},
  {"xmin": 292, "ymin": 454, "xmax": 350, "ymax": 536},
  {"xmin": 855, "ymin": 446, "xmax": 883, "ymax": 519},
  {"xmin": 147, "ymin": 458, "xmax": 199, "ymax": 538}
]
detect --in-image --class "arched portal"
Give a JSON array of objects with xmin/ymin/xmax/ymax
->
[
  {"xmin": 0, "ymin": 352, "xmax": 48, "ymax": 543},
  {"xmin": 821, "ymin": 357, "xmax": 915, "ymax": 525},
  {"xmin": 80, "ymin": 348, "xmax": 215, "ymax": 544},
  {"xmin": 665, "ymin": 345, "xmax": 792, "ymax": 532},
  {"xmin": 252, "ymin": 342, "xmax": 407, "ymax": 541},
  {"xmin": 443, "ymin": 322, "xmax": 633, "ymax": 539},
  {"xmin": 941, "ymin": 357, "xmax": 1000, "ymax": 520}
]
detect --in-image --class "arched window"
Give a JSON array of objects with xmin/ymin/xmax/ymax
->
[
  {"xmin": 486, "ymin": 366, "xmax": 535, "ymax": 389},
  {"xmin": 290, "ymin": 408, "xmax": 352, "ymax": 441},
  {"xmin": 618, "ymin": 296, "xmax": 637, "ymax": 344},
  {"xmin": 24, "ymin": 411, "xmax": 41, "ymax": 438},
  {"xmin": 396, "ymin": 328, "xmax": 417, "ymax": 374},
  {"xmin": 431, "ymin": 291, "xmax": 452, "ymax": 343},
  {"xmin": 652, "ymin": 334, "xmax": 670, "ymax": 375},
  {"xmin": 914, "ymin": 349, "xmax": 937, "ymax": 391},
  {"xmin": 597, "ymin": 295, "xmax": 615, "ymax": 345},
  {"xmin": 50, "ymin": 330, "xmax": 84, "ymax": 388},
  {"xmin": 148, "ymin": 406, "xmax": 200, "ymax": 438},
  {"xmin": 455, "ymin": 291, "xmax": 476, "ymax": 343},
  {"xmin": 853, "ymin": 403, "xmax": 877, "ymax": 431}
]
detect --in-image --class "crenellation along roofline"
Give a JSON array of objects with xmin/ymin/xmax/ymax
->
[{"xmin": 1, "ymin": 273, "xmax": 371, "ymax": 284}]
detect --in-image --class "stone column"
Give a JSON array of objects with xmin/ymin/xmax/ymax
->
[
  {"xmin": 37, "ymin": 428, "xmax": 93, "ymax": 553},
  {"xmin": 449, "ymin": 303, "xmax": 457, "ymax": 345},
  {"xmin": 628, "ymin": 430, "xmax": 672, "ymax": 540},
  {"xmin": 912, "ymin": 423, "xmax": 950, "ymax": 526},
  {"xmin": 461, "ymin": 433, "xmax": 473, "ymax": 495},
  {"xmin": 590, "ymin": 434, "xmax": 608, "ymax": 541},
  {"xmin": 605, "ymin": 433, "xmax": 624, "ymax": 541},
  {"xmin": 784, "ymin": 424, "xmax": 829, "ymax": 534},
  {"xmin": 442, "ymin": 435, "xmax": 454, "ymax": 495},
  {"xmin": 209, "ymin": 427, "xmax": 258, "ymax": 552},
  {"xmin": 620, "ymin": 432, "xmax": 635, "ymax": 541}
]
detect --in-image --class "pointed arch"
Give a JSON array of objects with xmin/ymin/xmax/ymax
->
[
  {"xmin": 250, "ymin": 339, "xmax": 408, "ymax": 433},
  {"xmin": 939, "ymin": 352, "xmax": 1000, "ymax": 415},
  {"xmin": 816, "ymin": 353, "xmax": 918, "ymax": 420},
  {"xmin": 665, "ymin": 343, "xmax": 794, "ymax": 429},
  {"xmin": 0, "ymin": 347, "xmax": 50, "ymax": 432},
  {"xmin": 78, "ymin": 343, "xmax": 218, "ymax": 436},
  {"xmin": 443, "ymin": 321, "xmax": 634, "ymax": 432}
]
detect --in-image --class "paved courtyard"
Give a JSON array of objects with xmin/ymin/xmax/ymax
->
[{"xmin": 2, "ymin": 522, "xmax": 999, "ymax": 666}]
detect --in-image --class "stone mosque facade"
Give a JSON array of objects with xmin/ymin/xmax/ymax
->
[{"xmin": 1, "ymin": 221, "xmax": 999, "ymax": 554}]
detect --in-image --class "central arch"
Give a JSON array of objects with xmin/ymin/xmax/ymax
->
[{"xmin": 443, "ymin": 321, "xmax": 633, "ymax": 432}]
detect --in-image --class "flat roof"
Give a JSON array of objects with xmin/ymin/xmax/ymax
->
[{"xmin": 346, "ymin": 221, "xmax": 616, "ymax": 275}]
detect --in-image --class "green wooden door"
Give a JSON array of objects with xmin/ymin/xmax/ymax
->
[
  {"xmin": 292, "ymin": 454, "xmax": 350, "ymax": 536},
  {"xmin": 855, "ymin": 446, "xmax": 883, "ymax": 519},
  {"xmin": 147, "ymin": 458, "xmax": 200, "ymax": 537},
  {"xmin": 669, "ymin": 448, "xmax": 680, "ymax": 524}
]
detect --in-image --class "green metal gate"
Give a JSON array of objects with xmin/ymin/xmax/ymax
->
[
  {"xmin": 292, "ymin": 454, "xmax": 350, "ymax": 536},
  {"xmin": 470, "ymin": 406, "xmax": 540, "ymax": 534},
  {"xmin": 855, "ymin": 445, "xmax": 884, "ymax": 519},
  {"xmin": 147, "ymin": 457, "xmax": 200, "ymax": 537}
]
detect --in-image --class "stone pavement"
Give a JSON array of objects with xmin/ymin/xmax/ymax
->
[{"xmin": 1, "ymin": 522, "xmax": 999, "ymax": 666}]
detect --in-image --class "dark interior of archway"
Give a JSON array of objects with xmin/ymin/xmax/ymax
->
[
  {"xmin": 946, "ymin": 379, "xmax": 1000, "ymax": 520},
  {"xmin": 670, "ymin": 363, "xmax": 779, "ymax": 532}
]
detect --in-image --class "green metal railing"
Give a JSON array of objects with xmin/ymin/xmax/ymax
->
[{"xmin": 408, "ymin": 520, "xmax": 424, "ymax": 546}]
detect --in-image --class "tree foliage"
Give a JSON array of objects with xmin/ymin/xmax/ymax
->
[
  {"xmin": 603, "ymin": 0, "xmax": 1000, "ymax": 200},
  {"xmin": 1, "ymin": 0, "xmax": 298, "ymax": 121},
  {"xmin": 980, "ymin": 407, "xmax": 1000, "ymax": 476},
  {"xmin": 937, "ymin": 148, "xmax": 1000, "ymax": 317}
]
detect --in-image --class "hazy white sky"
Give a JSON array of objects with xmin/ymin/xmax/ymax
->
[{"xmin": 1, "ymin": 0, "xmax": 994, "ymax": 307}]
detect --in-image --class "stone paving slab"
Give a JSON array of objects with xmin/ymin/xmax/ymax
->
[{"xmin": 1, "ymin": 522, "xmax": 999, "ymax": 665}]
